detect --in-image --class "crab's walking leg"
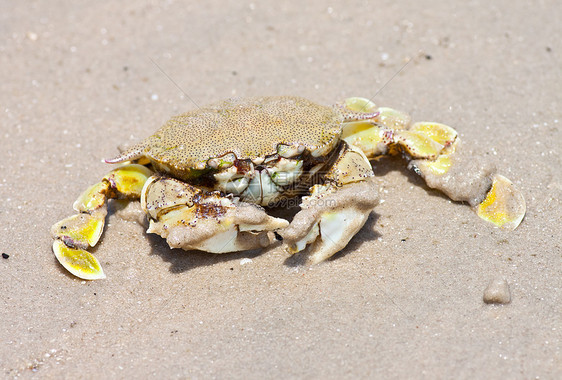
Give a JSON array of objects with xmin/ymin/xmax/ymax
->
[
  {"xmin": 51, "ymin": 164, "xmax": 153, "ymax": 280},
  {"xmin": 141, "ymin": 176, "xmax": 289, "ymax": 253},
  {"xmin": 341, "ymin": 97, "xmax": 526, "ymax": 230},
  {"xmin": 280, "ymin": 143, "xmax": 380, "ymax": 263}
]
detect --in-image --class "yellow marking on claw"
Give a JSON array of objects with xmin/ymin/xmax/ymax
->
[
  {"xmin": 476, "ymin": 175, "xmax": 526, "ymax": 230},
  {"xmin": 341, "ymin": 121, "xmax": 384, "ymax": 156},
  {"xmin": 419, "ymin": 154, "xmax": 452, "ymax": 176},
  {"xmin": 154, "ymin": 206, "xmax": 199, "ymax": 230},
  {"xmin": 410, "ymin": 122, "xmax": 457, "ymax": 146},
  {"xmin": 326, "ymin": 145, "xmax": 373, "ymax": 186},
  {"xmin": 395, "ymin": 131, "xmax": 444, "ymax": 159},
  {"xmin": 344, "ymin": 97, "xmax": 377, "ymax": 113},
  {"xmin": 51, "ymin": 212, "xmax": 105, "ymax": 248},
  {"xmin": 53, "ymin": 240, "xmax": 106, "ymax": 280},
  {"xmin": 104, "ymin": 164, "xmax": 153, "ymax": 197},
  {"xmin": 377, "ymin": 107, "xmax": 411, "ymax": 130},
  {"xmin": 342, "ymin": 121, "xmax": 376, "ymax": 138},
  {"xmin": 73, "ymin": 181, "xmax": 110, "ymax": 212},
  {"xmin": 408, "ymin": 123, "xmax": 459, "ymax": 176}
]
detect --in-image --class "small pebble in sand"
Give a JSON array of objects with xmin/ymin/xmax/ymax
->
[
  {"xmin": 240, "ymin": 258, "xmax": 253, "ymax": 266},
  {"xmin": 483, "ymin": 278, "xmax": 511, "ymax": 304},
  {"xmin": 26, "ymin": 31, "xmax": 38, "ymax": 41},
  {"xmin": 2, "ymin": 253, "xmax": 9, "ymax": 259}
]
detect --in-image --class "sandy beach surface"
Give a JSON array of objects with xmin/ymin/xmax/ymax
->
[{"xmin": 1, "ymin": 1, "xmax": 560, "ymax": 378}]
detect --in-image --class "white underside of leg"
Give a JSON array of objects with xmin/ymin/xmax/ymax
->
[
  {"xmin": 290, "ymin": 223, "xmax": 320, "ymax": 253},
  {"xmin": 309, "ymin": 208, "xmax": 370, "ymax": 264},
  {"xmin": 193, "ymin": 225, "xmax": 239, "ymax": 253}
]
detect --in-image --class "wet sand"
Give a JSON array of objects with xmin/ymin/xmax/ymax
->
[{"xmin": 1, "ymin": 1, "xmax": 560, "ymax": 378}]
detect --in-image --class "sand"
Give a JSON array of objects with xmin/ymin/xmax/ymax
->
[{"xmin": 1, "ymin": 1, "xmax": 560, "ymax": 378}]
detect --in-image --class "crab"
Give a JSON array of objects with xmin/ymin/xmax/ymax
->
[{"xmin": 51, "ymin": 96, "xmax": 526, "ymax": 280}]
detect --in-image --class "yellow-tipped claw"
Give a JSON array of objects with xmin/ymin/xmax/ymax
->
[
  {"xmin": 341, "ymin": 121, "xmax": 385, "ymax": 158},
  {"xmin": 73, "ymin": 182, "xmax": 110, "ymax": 212},
  {"xmin": 103, "ymin": 164, "xmax": 153, "ymax": 198},
  {"xmin": 476, "ymin": 175, "xmax": 526, "ymax": 230},
  {"xmin": 53, "ymin": 240, "xmax": 106, "ymax": 280},
  {"xmin": 394, "ymin": 130, "xmax": 445, "ymax": 159},
  {"xmin": 52, "ymin": 164, "xmax": 154, "ymax": 280},
  {"xmin": 400, "ymin": 122, "xmax": 460, "ymax": 175},
  {"xmin": 415, "ymin": 154, "xmax": 453, "ymax": 176},
  {"xmin": 409, "ymin": 122, "xmax": 457, "ymax": 147},
  {"xmin": 51, "ymin": 210, "xmax": 106, "ymax": 249}
]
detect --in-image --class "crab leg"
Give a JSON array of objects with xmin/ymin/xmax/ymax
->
[
  {"xmin": 341, "ymin": 97, "xmax": 526, "ymax": 230},
  {"xmin": 141, "ymin": 176, "xmax": 289, "ymax": 253},
  {"xmin": 51, "ymin": 164, "xmax": 153, "ymax": 280},
  {"xmin": 280, "ymin": 143, "xmax": 380, "ymax": 263}
]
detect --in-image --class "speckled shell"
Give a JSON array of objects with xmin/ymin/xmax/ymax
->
[{"xmin": 109, "ymin": 96, "xmax": 344, "ymax": 179}]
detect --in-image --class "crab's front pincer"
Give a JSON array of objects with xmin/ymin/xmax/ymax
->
[
  {"xmin": 51, "ymin": 164, "xmax": 153, "ymax": 279},
  {"xmin": 341, "ymin": 98, "xmax": 526, "ymax": 230}
]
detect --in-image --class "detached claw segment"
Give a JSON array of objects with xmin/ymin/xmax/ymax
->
[
  {"xmin": 476, "ymin": 175, "xmax": 526, "ymax": 230},
  {"xmin": 402, "ymin": 125, "xmax": 525, "ymax": 230},
  {"xmin": 51, "ymin": 164, "xmax": 152, "ymax": 280}
]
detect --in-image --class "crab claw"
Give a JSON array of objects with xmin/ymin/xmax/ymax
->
[
  {"xmin": 51, "ymin": 206, "xmax": 108, "ymax": 280},
  {"xmin": 51, "ymin": 209, "xmax": 107, "ymax": 249},
  {"xmin": 342, "ymin": 110, "xmax": 527, "ymax": 231},
  {"xmin": 141, "ymin": 176, "xmax": 289, "ymax": 253},
  {"xmin": 51, "ymin": 164, "xmax": 153, "ymax": 280},
  {"xmin": 476, "ymin": 174, "xmax": 526, "ymax": 230},
  {"xmin": 405, "ymin": 124, "xmax": 526, "ymax": 230},
  {"xmin": 52, "ymin": 240, "xmax": 106, "ymax": 280}
]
